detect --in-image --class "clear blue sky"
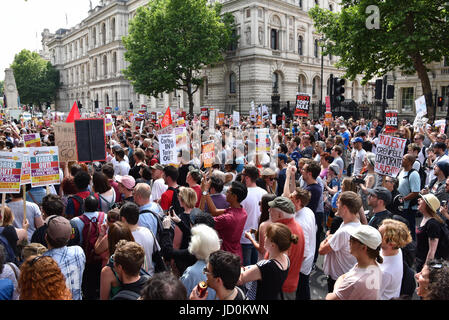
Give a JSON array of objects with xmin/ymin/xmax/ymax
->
[{"xmin": 1, "ymin": 0, "xmax": 100, "ymax": 79}]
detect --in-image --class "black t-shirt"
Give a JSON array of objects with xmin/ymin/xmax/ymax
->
[
  {"xmin": 416, "ymin": 218, "xmax": 449, "ymax": 260},
  {"xmin": 368, "ymin": 210, "xmax": 392, "ymax": 230},
  {"xmin": 255, "ymin": 259, "xmax": 289, "ymax": 300},
  {"xmin": 113, "ymin": 276, "xmax": 148, "ymax": 300},
  {"xmin": 31, "ymin": 220, "xmax": 80, "ymax": 247},
  {"xmin": 305, "ymin": 183, "xmax": 322, "ymax": 213},
  {"xmin": 1, "ymin": 225, "xmax": 19, "ymax": 256}
]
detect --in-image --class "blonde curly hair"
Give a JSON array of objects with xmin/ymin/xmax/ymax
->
[{"xmin": 19, "ymin": 255, "xmax": 72, "ymax": 300}]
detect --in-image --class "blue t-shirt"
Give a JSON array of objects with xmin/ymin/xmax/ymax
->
[
  {"xmin": 398, "ymin": 170, "xmax": 420, "ymax": 209},
  {"xmin": 340, "ymin": 131, "xmax": 350, "ymax": 149},
  {"xmin": 0, "ymin": 279, "xmax": 13, "ymax": 300}
]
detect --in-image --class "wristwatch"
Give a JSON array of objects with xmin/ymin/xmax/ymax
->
[{"xmin": 202, "ymin": 191, "xmax": 209, "ymax": 196}]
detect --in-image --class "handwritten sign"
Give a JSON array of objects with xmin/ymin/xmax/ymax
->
[
  {"xmin": 54, "ymin": 123, "xmax": 77, "ymax": 162},
  {"xmin": 12, "ymin": 148, "xmax": 31, "ymax": 185},
  {"xmin": 159, "ymin": 134, "xmax": 178, "ymax": 165},
  {"xmin": 29, "ymin": 147, "xmax": 60, "ymax": 187},
  {"xmin": 0, "ymin": 151, "xmax": 23, "ymax": 193},
  {"xmin": 24, "ymin": 133, "xmax": 41, "ymax": 148},
  {"xmin": 202, "ymin": 140, "xmax": 215, "ymax": 168},
  {"xmin": 374, "ymin": 134, "xmax": 407, "ymax": 178}
]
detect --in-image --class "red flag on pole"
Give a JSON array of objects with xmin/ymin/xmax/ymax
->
[
  {"xmin": 66, "ymin": 101, "xmax": 81, "ymax": 123},
  {"xmin": 160, "ymin": 107, "xmax": 172, "ymax": 128}
]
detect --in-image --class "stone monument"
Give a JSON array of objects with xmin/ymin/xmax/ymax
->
[{"xmin": 3, "ymin": 68, "xmax": 19, "ymax": 109}]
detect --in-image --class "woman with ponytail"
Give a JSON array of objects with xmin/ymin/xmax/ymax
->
[
  {"xmin": 326, "ymin": 225, "xmax": 383, "ymax": 300},
  {"xmin": 238, "ymin": 223, "xmax": 297, "ymax": 300}
]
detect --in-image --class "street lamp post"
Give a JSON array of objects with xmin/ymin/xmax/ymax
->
[
  {"xmin": 238, "ymin": 61, "xmax": 242, "ymax": 114},
  {"xmin": 319, "ymin": 37, "xmax": 325, "ymax": 119}
]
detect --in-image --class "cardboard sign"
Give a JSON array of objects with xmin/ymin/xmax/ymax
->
[
  {"xmin": 295, "ymin": 94, "xmax": 311, "ymax": 117},
  {"xmin": 209, "ymin": 109, "xmax": 216, "ymax": 132},
  {"xmin": 233, "ymin": 111, "xmax": 240, "ymax": 127},
  {"xmin": 0, "ymin": 151, "xmax": 23, "ymax": 193},
  {"xmin": 29, "ymin": 147, "xmax": 60, "ymax": 187},
  {"xmin": 12, "ymin": 148, "xmax": 31, "ymax": 185},
  {"xmin": 325, "ymin": 96, "xmax": 331, "ymax": 112},
  {"xmin": 54, "ymin": 122, "xmax": 78, "ymax": 162},
  {"xmin": 202, "ymin": 140, "xmax": 215, "ymax": 168},
  {"xmin": 415, "ymin": 96, "xmax": 427, "ymax": 117},
  {"xmin": 201, "ymin": 107, "xmax": 209, "ymax": 125},
  {"xmin": 385, "ymin": 110, "xmax": 398, "ymax": 133},
  {"xmin": 218, "ymin": 112, "xmax": 225, "ymax": 126},
  {"xmin": 374, "ymin": 134, "xmax": 407, "ymax": 178},
  {"xmin": 256, "ymin": 129, "xmax": 270, "ymax": 153},
  {"xmin": 159, "ymin": 134, "xmax": 178, "ymax": 165},
  {"xmin": 74, "ymin": 119, "xmax": 107, "ymax": 163},
  {"xmin": 324, "ymin": 111, "xmax": 333, "ymax": 126},
  {"xmin": 24, "ymin": 133, "xmax": 41, "ymax": 148}
]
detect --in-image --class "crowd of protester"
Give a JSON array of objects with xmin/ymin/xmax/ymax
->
[{"xmin": 0, "ymin": 112, "xmax": 448, "ymax": 301}]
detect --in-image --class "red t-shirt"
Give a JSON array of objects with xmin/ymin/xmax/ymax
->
[
  {"xmin": 191, "ymin": 185, "xmax": 202, "ymax": 208},
  {"xmin": 265, "ymin": 218, "xmax": 305, "ymax": 293},
  {"xmin": 214, "ymin": 207, "xmax": 247, "ymax": 264},
  {"xmin": 160, "ymin": 189, "xmax": 175, "ymax": 211}
]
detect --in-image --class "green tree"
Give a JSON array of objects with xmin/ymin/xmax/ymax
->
[
  {"xmin": 309, "ymin": 1, "xmax": 449, "ymax": 122},
  {"xmin": 10, "ymin": 49, "xmax": 59, "ymax": 110},
  {"xmin": 123, "ymin": 0, "xmax": 235, "ymax": 115}
]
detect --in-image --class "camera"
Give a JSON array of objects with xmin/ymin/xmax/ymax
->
[
  {"xmin": 352, "ymin": 177, "xmax": 365, "ymax": 185},
  {"xmin": 442, "ymin": 200, "xmax": 447, "ymax": 207}
]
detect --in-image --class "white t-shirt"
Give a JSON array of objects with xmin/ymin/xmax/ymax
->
[
  {"xmin": 150, "ymin": 178, "xmax": 168, "ymax": 202},
  {"xmin": 379, "ymin": 249, "xmax": 403, "ymax": 300},
  {"xmin": 294, "ymin": 207, "xmax": 317, "ymax": 275},
  {"xmin": 113, "ymin": 160, "xmax": 131, "ymax": 176},
  {"xmin": 323, "ymin": 221, "xmax": 361, "ymax": 280},
  {"xmin": 132, "ymin": 226, "xmax": 157, "ymax": 276},
  {"xmin": 240, "ymin": 186, "xmax": 267, "ymax": 245},
  {"xmin": 352, "ymin": 148, "xmax": 366, "ymax": 176},
  {"xmin": 7, "ymin": 200, "xmax": 42, "ymax": 241},
  {"xmin": 334, "ymin": 263, "xmax": 382, "ymax": 300}
]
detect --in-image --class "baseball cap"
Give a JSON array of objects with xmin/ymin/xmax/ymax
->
[
  {"xmin": 349, "ymin": 225, "xmax": 382, "ymax": 250},
  {"xmin": 277, "ymin": 153, "xmax": 288, "ymax": 163},
  {"xmin": 45, "ymin": 216, "xmax": 72, "ymax": 243},
  {"xmin": 436, "ymin": 161, "xmax": 449, "ymax": 178},
  {"xmin": 367, "ymin": 187, "xmax": 392, "ymax": 205},
  {"xmin": 151, "ymin": 163, "xmax": 164, "ymax": 171},
  {"xmin": 268, "ymin": 197, "xmax": 296, "ymax": 214},
  {"xmin": 116, "ymin": 175, "xmax": 136, "ymax": 190},
  {"xmin": 352, "ymin": 137, "xmax": 363, "ymax": 143},
  {"xmin": 329, "ymin": 163, "xmax": 340, "ymax": 175},
  {"xmin": 420, "ymin": 194, "xmax": 440, "ymax": 214}
]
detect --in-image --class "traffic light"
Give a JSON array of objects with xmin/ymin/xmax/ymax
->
[
  {"xmin": 375, "ymin": 79, "xmax": 383, "ymax": 99},
  {"xmin": 386, "ymin": 85, "xmax": 394, "ymax": 99},
  {"xmin": 333, "ymin": 78, "xmax": 345, "ymax": 104},
  {"xmin": 129, "ymin": 102, "xmax": 134, "ymax": 110},
  {"xmin": 438, "ymin": 96, "xmax": 444, "ymax": 107},
  {"xmin": 77, "ymin": 100, "xmax": 82, "ymax": 109},
  {"xmin": 94, "ymin": 100, "xmax": 99, "ymax": 109}
]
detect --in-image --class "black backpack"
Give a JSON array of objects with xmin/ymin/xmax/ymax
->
[
  {"xmin": 0, "ymin": 227, "xmax": 16, "ymax": 265},
  {"xmin": 400, "ymin": 260, "xmax": 416, "ymax": 298},
  {"xmin": 437, "ymin": 222, "xmax": 449, "ymax": 259},
  {"xmin": 69, "ymin": 191, "xmax": 96, "ymax": 216},
  {"xmin": 167, "ymin": 186, "xmax": 183, "ymax": 215},
  {"xmin": 140, "ymin": 209, "xmax": 165, "ymax": 244},
  {"xmin": 111, "ymin": 274, "xmax": 150, "ymax": 300}
]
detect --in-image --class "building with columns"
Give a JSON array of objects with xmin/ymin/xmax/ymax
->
[{"xmin": 42, "ymin": 0, "xmax": 449, "ymax": 120}]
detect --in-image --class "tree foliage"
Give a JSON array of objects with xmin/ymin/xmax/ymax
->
[
  {"xmin": 10, "ymin": 49, "xmax": 59, "ymax": 107},
  {"xmin": 123, "ymin": 0, "xmax": 235, "ymax": 115},
  {"xmin": 309, "ymin": 0, "xmax": 449, "ymax": 121}
]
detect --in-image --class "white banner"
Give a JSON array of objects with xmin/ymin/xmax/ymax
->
[
  {"xmin": 158, "ymin": 134, "xmax": 178, "ymax": 165},
  {"xmin": 374, "ymin": 134, "xmax": 407, "ymax": 178}
]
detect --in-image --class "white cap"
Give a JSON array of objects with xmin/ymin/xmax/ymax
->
[{"xmin": 349, "ymin": 225, "xmax": 382, "ymax": 250}]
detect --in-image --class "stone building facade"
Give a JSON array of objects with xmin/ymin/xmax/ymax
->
[{"xmin": 41, "ymin": 0, "xmax": 448, "ymax": 119}]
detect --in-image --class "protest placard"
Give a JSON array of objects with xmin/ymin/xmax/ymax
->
[
  {"xmin": 177, "ymin": 117, "xmax": 186, "ymax": 127},
  {"xmin": 218, "ymin": 112, "xmax": 225, "ymax": 126},
  {"xmin": 159, "ymin": 134, "xmax": 178, "ymax": 165},
  {"xmin": 256, "ymin": 129, "xmax": 270, "ymax": 153},
  {"xmin": 74, "ymin": 119, "xmax": 106, "ymax": 163},
  {"xmin": 0, "ymin": 151, "xmax": 23, "ymax": 193},
  {"xmin": 374, "ymin": 134, "xmax": 407, "ymax": 178},
  {"xmin": 12, "ymin": 148, "xmax": 31, "ymax": 185},
  {"xmin": 174, "ymin": 127, "xmax": 188, "ymax": 151},
  {"xmin": 295, "ymin": 94, "xmax": 311, "ymax": 117},
  {"xmin": 54, "ymin": 122, "xmax": 77, "ymax": 162},
  {"xmin": 201, "ymin": 107, "xmax": 209, "ymax": 126},
  {"xmin": 29, "ymin": 147, "xmax": 60, "ymax": 187},
  {"xmin": 202, "ymin": 140, "xmax": 215, "ymax": 168},
  {"xmin": 24, "ymin": 133, "xmax": 41, "ymax": 148},
  {"xmin": 209, "ymin": 109, "xmax": 216, "ymax": 132},
  {"xmin": 324, "ymin": 111, "xmax": 333, "ymax": 126},
  {"xmin": 415, "ymin": 96, "xmax": 427, "ymax": 117},
  {"xmin": 325, "ymin": 96, "xmax": 331, "ymax": 112},
  {"xmin": 385, "ymin": 110, "xmax": 398, "ymax": 133},
  {"xmin": 233, "ymin": 111, "xmax": 240, "ymax": 127},
  {"xmin": 105, "ymin": 117, "xmax": 114, "ymax": 136},
  {"xmin": 435, "ymin": 119, "xmax": 446, "ymax": 134}
]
